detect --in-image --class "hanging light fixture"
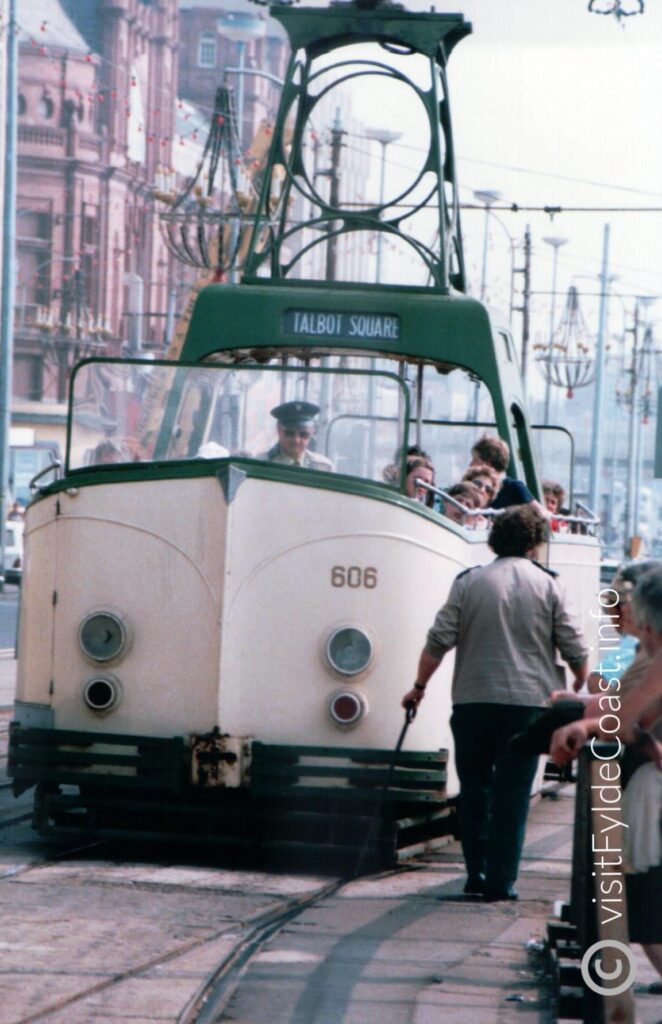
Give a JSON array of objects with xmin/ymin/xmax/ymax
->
[
  {"xmin": 588, "ymin": 1, "xmax": 644, "ymax": 22},
  {"xmin": 156, "ymin": 86, "xmax": 258, "ymax": 276},
  {"xmin": 534, "ymin": 285, "xmax": 595, "ymax": 398}
]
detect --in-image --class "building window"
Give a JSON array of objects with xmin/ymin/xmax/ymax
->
[
  {"xmin": 16, "ymin": 209, "xmax": 53, "ymax": 314},
  {"xmin": 13, "ymin": 355, "xmax": 43, "ymax": 402},
  {"xmin": 198, "ymin": 31, "xmax": 217, "ymax": 68},
  {"xmin": 18, "ymin": 94, "xmax": 26, "ymax": 116},
  {"xmin": 37, "ymin": 95, "xmax": 55, "ymax": 119},
  {"xmin": 82, "ymin": 203, "xmax": 99, "ymax": 247}
]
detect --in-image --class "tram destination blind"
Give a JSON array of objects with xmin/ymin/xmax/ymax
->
[{"xmin": 284, "ymin": 309, "xmax": 400, "ymax": 342}]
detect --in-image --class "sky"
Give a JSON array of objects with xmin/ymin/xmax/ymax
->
[
  {"xmin": 325, "ymin": 0, "xmax": 662, "ymax": 411},
  {"xmin": 448, "ymin": 1, "xmax": 662, "ymax": 350}
]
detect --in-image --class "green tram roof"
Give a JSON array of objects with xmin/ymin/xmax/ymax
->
[
  {"xmin": 184, "ymin": 283, "xmax": 505, "ymax": 376},
  {"xmin": 182, "ymin": 283, "xmax": 525, "ymax": 426},
  {"xmin": 182, "ymin": 282, "xmax": 533, "ymax": 489}
]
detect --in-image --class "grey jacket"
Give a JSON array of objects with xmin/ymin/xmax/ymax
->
[{"xmin": 426, "ymin": 556, "xmax": 588, "ymax": 706}]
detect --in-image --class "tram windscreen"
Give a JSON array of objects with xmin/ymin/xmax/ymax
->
[{"xmin": 68, "ymin": 360, "xmax": 410, "ymax": 486}]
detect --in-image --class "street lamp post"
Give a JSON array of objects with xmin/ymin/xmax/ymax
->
[
  {"xmin": 473, "ymin": 189, "xmax": 501, "ymax": 302},
  {"xmin": 217, "ymin": 11, "xmax": 266, "ymax": 151},
  {"xmin": 623, "ymin": 298, "xmax": 656, "ymax": 551},
  {"xmin": 469, "ymin": 190, "xmax": 500, "ymax": 420},
  {"xmin": 588, "ymin": 224, "xmax": 611, "ymax": 518},
  {"xmin": 542, "ymin": 236, "xmax": 569, "ymax": 425},
  {"xmin": 0, "ymin": 0, "xmax": 18, "ymax": 583},
  {"xmin": 365, "ymin": 128, "xmax": 402, "ymax": 284},
  {"xmin": 363, "ymin": 128, "xmax": 401, "ymax": 468}
]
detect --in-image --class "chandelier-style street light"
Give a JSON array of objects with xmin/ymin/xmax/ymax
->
[
  {"xmin": 533, "ymin": 284, "xmax": 595, "ymax": 398},
  {"xmin": 156, "ymin": 86, "xmax": 257, "ymax": 276},
  {"xmin": 541, "ymin": 235, "xmax": 568, "ymax": 423},
  {"xmin": 588, "ymin": 1, "xmax": 644, "ymax": 21}
]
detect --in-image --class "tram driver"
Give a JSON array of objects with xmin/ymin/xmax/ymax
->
[{"xmin": 258, "ymin": 401, "xmax": 334, "ymax": 471}]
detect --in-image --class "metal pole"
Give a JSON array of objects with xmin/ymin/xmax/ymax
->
[
  {"xmin": 0, "ymin": 0, "xmax": 18, "ymax": 578},
  {"xmin": 588, "ymin": 225, "xmax": 611, "ymax": 516},
  {"xmin": 473, "ymin": 189, "xmax": 500, "ymax": 303},
  {"xmin": 236, "ymin": 40, "xmax": 246, "ymax": 151},
  {"xmin": 375, "ymin": 140, "xmax": 387, "ymax": 285},
  {"xmin": 479, "ymin": 204, "xmax": 490, "ymax": 303},
  {"xmin": 624, "ymin": 303, "xmax": 639, "ymax": 550},
  {"xmin": 325, "ymin": 108, "xmax": 343, "ymax": 282},
  {"xmin": 543, "ymin": 237, "xmax": 568, "ymax": 425},
  {"xmin": 632, "ymin": 324, "xmax": 652, "ymax": 544},
  {"xmin": 519, "ymin": 226, "xmax": 532, "ymax": 394},
  {"xmin": 633, "ymin": 385, "xmax": 643, "ymax": 543}
]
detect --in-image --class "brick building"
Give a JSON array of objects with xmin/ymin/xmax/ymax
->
[
  {"xmin": 178, "ymin": 0, "xmax": 287, "ymax": 151},
  {"xmin": 14, "ymin": 0, "xmax": 178, "ymax": 431}
]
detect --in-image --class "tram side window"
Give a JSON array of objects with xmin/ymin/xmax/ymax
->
[{"xmin": 413, "ymin": 364, "xmax": 498, "ymax": 490}]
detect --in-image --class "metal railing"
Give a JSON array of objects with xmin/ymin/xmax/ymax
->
[
  {"xmin": 416, "ymin": 479, "xmax": 600, "ymax": 534},
  {"xmin": 566, "ymin": 745, "xmax": 635, "ymax": 1023}
]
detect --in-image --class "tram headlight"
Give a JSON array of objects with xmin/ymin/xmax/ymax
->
[
  {"xmin": 79, "ymin": 611, "xmax": 128, "ymax": 663},
  {"xmin": 83, "ymin": 675, "xmax": 122, "ymax": 714},
  {"xmin": 328, "ymin": 690, "xmax": 366, "ymax": 728},
  {"xmin": 325, "ymin": 626, "xmax": 373, "ymax": 677}
]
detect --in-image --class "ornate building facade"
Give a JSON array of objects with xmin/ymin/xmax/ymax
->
[
  {"xmin": 178, "ymin": 0, "xmax": 287, "ymax": 151},
  {"xmin": 15, "ymin": 0, "xmax": 178, "ymax": 429}
]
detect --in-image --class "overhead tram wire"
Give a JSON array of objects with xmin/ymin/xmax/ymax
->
[
  {"xmin": 329, "ymin": 199, "xmax": 662, "ymax": 214},
  {"xmin": 342, "ymin": 130, "xmax": 662, "ymax": 202}
]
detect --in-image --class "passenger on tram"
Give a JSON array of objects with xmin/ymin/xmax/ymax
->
[
  {"xmin": 402, "ymin": 505, "xmax": 588, "ymax": 902},
  {"xmin": 404, "ymin": 457, "xmax": 435, "ymax": 505},
  {"xmin": 542, "ymin": 479, "xmax": 569, "ymax": 533},
  {"xmin": 92, "ymin": 437, "xmax": 143, "ymax": 464},
  {"xmin": 468, "ymin": 433, "xmax": 548, "ymax": 518},
  {"xmin": 383, "ymin": 444, "xmax": 431, "ymax": 485},
  {"xmin": 442, "ymin": 481, "xmax": 483, "ymax": 526},
  {"xmin": 461, "ymin": 464, "xmax": 499, "ymax": 508},
  {"xmin": 258, "ymin": 401, "xmax": 334, "ymax": 471}
]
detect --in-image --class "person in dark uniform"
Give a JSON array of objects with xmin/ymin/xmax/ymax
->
[
  {"xmin": 402, "ymin": 505, "xmax": 588, "ymax": 901},
  {"xmin": 258, "ymin": 401, "xmax": 333, "ymax": 471}
]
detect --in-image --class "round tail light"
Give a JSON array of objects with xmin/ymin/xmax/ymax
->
[
  {"xmin": 83, "ymin": 676, "xmax": 121, "ymax": 713},
  {"xmin": 328, "ymin": 690, "xmax": 365, "ymax": 727}
]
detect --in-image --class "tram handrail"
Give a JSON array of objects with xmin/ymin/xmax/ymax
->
[
  {"xmin": 414, "ymin": 479, "xmax": 497, "ymax": 519},
  {"xmin": 416, "ymin": 480, "xmax": 600, "ymax": 531},
  {"xmin": 575, "ymin": 499, "xmax": 600, "ymax": 524},
  {"xmin": 29, "ymin": 459, "xmax": 62, "ymax": 493}
]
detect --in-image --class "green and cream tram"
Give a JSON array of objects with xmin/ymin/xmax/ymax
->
[{"xmin": 8, "ymin": 1, "xmax": 599, "ymax": 868}]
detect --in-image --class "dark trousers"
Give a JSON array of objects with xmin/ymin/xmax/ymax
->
[{"xmin": 450, "ymin": 703, "xmax": 543, "ymax": 892}]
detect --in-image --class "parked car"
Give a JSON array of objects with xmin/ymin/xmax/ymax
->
[{"xmin": 4, "ymin": 520, "xmax": 24, "ymax": 585}]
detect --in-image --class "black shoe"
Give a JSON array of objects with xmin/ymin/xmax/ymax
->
[
  {"xmin": 463, "ymin": 874, "xmax": 486, "ymax": 895},
  {"xmin": 483, "ymin": 887, "xmax": 518, "ymax": 902}
]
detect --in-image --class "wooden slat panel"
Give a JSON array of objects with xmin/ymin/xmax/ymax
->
[{"xmin": 250, "ymin": 763, "xmax": 445, "ymax": 785}]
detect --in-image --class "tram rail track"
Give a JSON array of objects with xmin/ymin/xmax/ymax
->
[
  {"xmin": 178, "ymin": 877, "xmax": 346, "ymax": 1024},
  {"xmin": 8, "ymin": 867, "xmax": 353, "ymax": 1024}
]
